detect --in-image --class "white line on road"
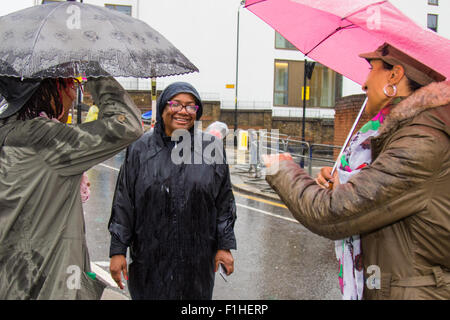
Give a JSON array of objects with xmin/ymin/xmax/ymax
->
[
  {"xmin": 236, "ymin": 203, "xmax": 298, "ymax": 224},
  {"xmin": 96, "ymin": 162, "xmax": 298, "ymax": 224},
  {"xmin": 98, "ymin": 163, "xmax": 120, "ymax": 172}
]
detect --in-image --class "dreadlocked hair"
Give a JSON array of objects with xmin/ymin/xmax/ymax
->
[{"xmin": 16, "ymin": 78, "xmax": 68, "ymax": 120}]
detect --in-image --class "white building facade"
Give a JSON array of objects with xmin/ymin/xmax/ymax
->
[{"xmin": 1, "ymin": 0, "xmax": 449, "ymax": 119}]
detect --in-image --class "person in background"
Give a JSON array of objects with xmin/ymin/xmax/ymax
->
[
  {"xmin": 79, "ymin": 103, "xmax": 100, "ymax": 203},
  {"xmin": 248, "ymin": 129, "xmax": 261, "ymax": 178},
  {"xmin": 263, "ymin": 43, "xmax": 450, "ymax": 300},
  {"xmin": 85, "ymin": 104, "xmax": 99, "ymax": 122},
  {"xmin": 108, "ymin": 82, "xmax": 237, "ymax": 300},
  {"xmin": 0, "ymin": 76, "xmax": 143, "ymax": 299}
]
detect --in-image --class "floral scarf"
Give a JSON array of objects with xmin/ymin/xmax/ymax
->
[{"xmin": 335, "ymin": 103, "xmax": 393, "ymax": 300}]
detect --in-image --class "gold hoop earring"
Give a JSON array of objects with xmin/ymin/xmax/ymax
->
[{"xmin": 383, "ymin": 84, "xmax": 397, "ymax": 97}]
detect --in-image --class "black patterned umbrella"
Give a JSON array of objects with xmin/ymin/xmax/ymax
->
[{"xmin": 0, "ymin": 1, "xmax": 198, "ymax": 79}]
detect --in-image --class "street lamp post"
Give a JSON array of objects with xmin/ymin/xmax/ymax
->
[
  {"xmin": 234, "ymin": 0, "xmax": 245, "ymax": 131},
  {"xmin": 77, "ymin": 84, "xmax": 82, "ymax": 124},
  {"xmin": 300, "ymin": 59, "xmax": 315, "ymax": 168}
]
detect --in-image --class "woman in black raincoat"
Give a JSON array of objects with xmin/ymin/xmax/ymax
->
[{"xmin": 108, "ymin": 82, "xmax": 237, "ymax": 300}]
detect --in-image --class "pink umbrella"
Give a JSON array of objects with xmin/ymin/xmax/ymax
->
[
  {"xmin": 245, "ymin": 0, "xmax": 450, "ymax": 85},
  {"xmin": 246, "ymin": 0, "xmax": 450, "ymax": 176}
]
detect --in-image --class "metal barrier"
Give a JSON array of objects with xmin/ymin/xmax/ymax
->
[
  {"xmin": 309, "ymin": 143, "xmax": 341, "ymax": 169},
  {"xmin": 259, "ymin": 131, "xmax": 312, "ymax": 174},
  {"xmin": 249, "ymin": 131, "xmax": 341, "ymax": 175},
  {"xmin": 229, "ymin": 129, "xmax": 342, "ymax": 195}
]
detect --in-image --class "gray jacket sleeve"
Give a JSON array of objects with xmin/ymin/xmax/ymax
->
[{"xmin": 27, "ymin": 77, "xmax": 143, "ymax": 175}]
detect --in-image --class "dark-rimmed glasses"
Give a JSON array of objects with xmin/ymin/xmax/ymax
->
[{"xmin": 167, "ymin": 100, "xmax": 199, "ymax": 114}]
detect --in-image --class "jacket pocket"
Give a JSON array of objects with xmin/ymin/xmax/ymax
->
[
  {"xmin": 380, "ymin": 272, "xmax": 392, "ymax": 299},
  {"xmin": 75, "ymin": 271, "xmax": 107, "ymax": 300}
]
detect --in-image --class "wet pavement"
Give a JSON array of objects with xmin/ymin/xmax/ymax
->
[{"xmin": 83, "ymin": 151, "xmax": 341, "ymax": 300}]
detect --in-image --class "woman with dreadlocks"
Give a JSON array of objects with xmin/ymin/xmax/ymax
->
[{"xmin": 0, "ymin": 76, "xmax": 143, "ymax": 299}]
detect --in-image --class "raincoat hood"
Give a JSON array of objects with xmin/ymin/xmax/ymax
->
[
  {"xmin": 155, "ymin": 82, "xmax": 203, "ymax": 132},
  {"xmin": 0, "ymin": 77, "xmax": 41, "ymax": 119}
]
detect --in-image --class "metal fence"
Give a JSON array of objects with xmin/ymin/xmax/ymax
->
[
  {"xmin": 229, "ymin": 129, "xmax": 341, "ymax": 194},
  {"xmin": 255, "ymin": 130, "xmax": 340, "ymax": 176},
  {"xmin": 220, "ymin": 102, "xmax": 335, "ymax": 119}
]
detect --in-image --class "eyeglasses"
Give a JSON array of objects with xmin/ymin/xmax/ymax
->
[{"xmin": 167, "ymin": 100, "xmax": 199, "ymax": 114}]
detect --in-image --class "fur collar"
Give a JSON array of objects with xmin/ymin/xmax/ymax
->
[{"xmin": 378, "ymin": 81, "xmax": 450, "ymax": 137}]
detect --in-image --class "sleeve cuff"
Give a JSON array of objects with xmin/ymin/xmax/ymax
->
[{"xmin": 109, "ymin": 234, "xmax": 128, "ymax": 258}]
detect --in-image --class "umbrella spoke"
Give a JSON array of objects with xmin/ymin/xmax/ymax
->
[
  {"xmin": 26, "ymin": 3, "xmax": 65, "ymax": 78},
  {"xmin": 305, "ymin": 24, "xmax": 355, "ymax": 56}
]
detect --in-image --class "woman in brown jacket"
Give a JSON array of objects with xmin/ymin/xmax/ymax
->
[{"xmin": 263, "ymin": 43, "xmax": 450, "ymax": 300}]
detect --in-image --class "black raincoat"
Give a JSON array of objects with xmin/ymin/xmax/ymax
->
[{"xmin": 108, "ymin": 82, "xmax": 237, "ymax": 300}]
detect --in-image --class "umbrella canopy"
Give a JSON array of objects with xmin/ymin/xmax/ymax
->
[
  {"xmin": 0, "ymin": 1, "xmax": 198, "ymax": 79},
  {"xmin": 245, "ymin": 0, "xmax": 450, "ymax": 85}
]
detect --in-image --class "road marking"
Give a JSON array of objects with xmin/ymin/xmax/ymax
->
[
  {"xmin": 236, "ymin": 202, "xmax": 298, "ymax": 224},
  {"xmin": 233, "ymin": 191, "xmax": 287, "ymax": 209},
  {"xmin": 90, "ymin": 262, "xmax": 120, "ymax": 288},
  {"xmin": 98, "ymin": 163, "xmax": 120, "ymax": 172}
]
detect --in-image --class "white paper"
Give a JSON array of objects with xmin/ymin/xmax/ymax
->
[{"xmin": 219, "ymin": 264, "xmax": 228, "ymax": 282}]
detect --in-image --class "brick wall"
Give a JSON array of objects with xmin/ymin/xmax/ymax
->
[
  {"xmin": 82, "ymin": 89, "xmax": 154, "ymax": 113},
  {"xmin": 333, "ymin": 94, "xmax": 369, "ymax": 159},
  {"xmin": 219, "ymin": 109, "xmax": 273, "ymax": 131},
  {"xmin": 272, "ymin": 117, "xmax": 334, "ymax": 145},
  {"xmin": 199, "ymin": 100, "xmax": 222, "ymax": 129},
  {"xmin": 127, "ymin": 90, "xmax": 153, "ymax": 113},
  {"xmin": 84, "ymin": 89, "xmax": 333, "ymax": 145},
  {"xmin": 84, "ymin": 89, "xmax": 369, "ymax": 149}
]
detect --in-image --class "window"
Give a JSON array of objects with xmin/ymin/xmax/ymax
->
[
  {"xmin": 275, "ymin": 32, "xmax": 297, "ymax": 50},
  {"xmin": 274, "ymin": 61, "xmax": 340, "ymax": 107},
  {"xmin": 309, "ymin": 63, "xmax": 337, "ymax": 107},
  {"xmin": 274, "ymin": 62, "xmax": 289, "ymax": 105},
  {"xmin": 427, "ymin": 14, "xmax": 438, "ymax": 32},
  {"xmin": 428, "ymin": 0, "xmax": 438, "ymax": 5},
  {"xmin": 105, "ymin": 4, "xmax": 132, "ymax": 16}
]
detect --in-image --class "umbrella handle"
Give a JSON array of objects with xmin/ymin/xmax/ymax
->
[{"xmin": 330, "ymin": 97, "xmax": 368, "ymax": 178}]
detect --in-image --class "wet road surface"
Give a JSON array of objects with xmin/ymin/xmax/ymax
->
[{"xmin": 83, "ymin": 152, "xmax": 341, "ymax": 300}]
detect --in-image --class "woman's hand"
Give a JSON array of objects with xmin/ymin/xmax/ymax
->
[
  {"xmin": 110, "ymin": 254, "xmax": 128, "ymax": 290},
  {"xmin": 214, "ymin": 249, "xmax": 234, "ymax": 275},
  {"xmin": 262, "ymin": 153, "xmax": 293, "ymax": 175},
  {"xmin": 315, "ymin": 166, "xmax": 339, "ymax": 190}
]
